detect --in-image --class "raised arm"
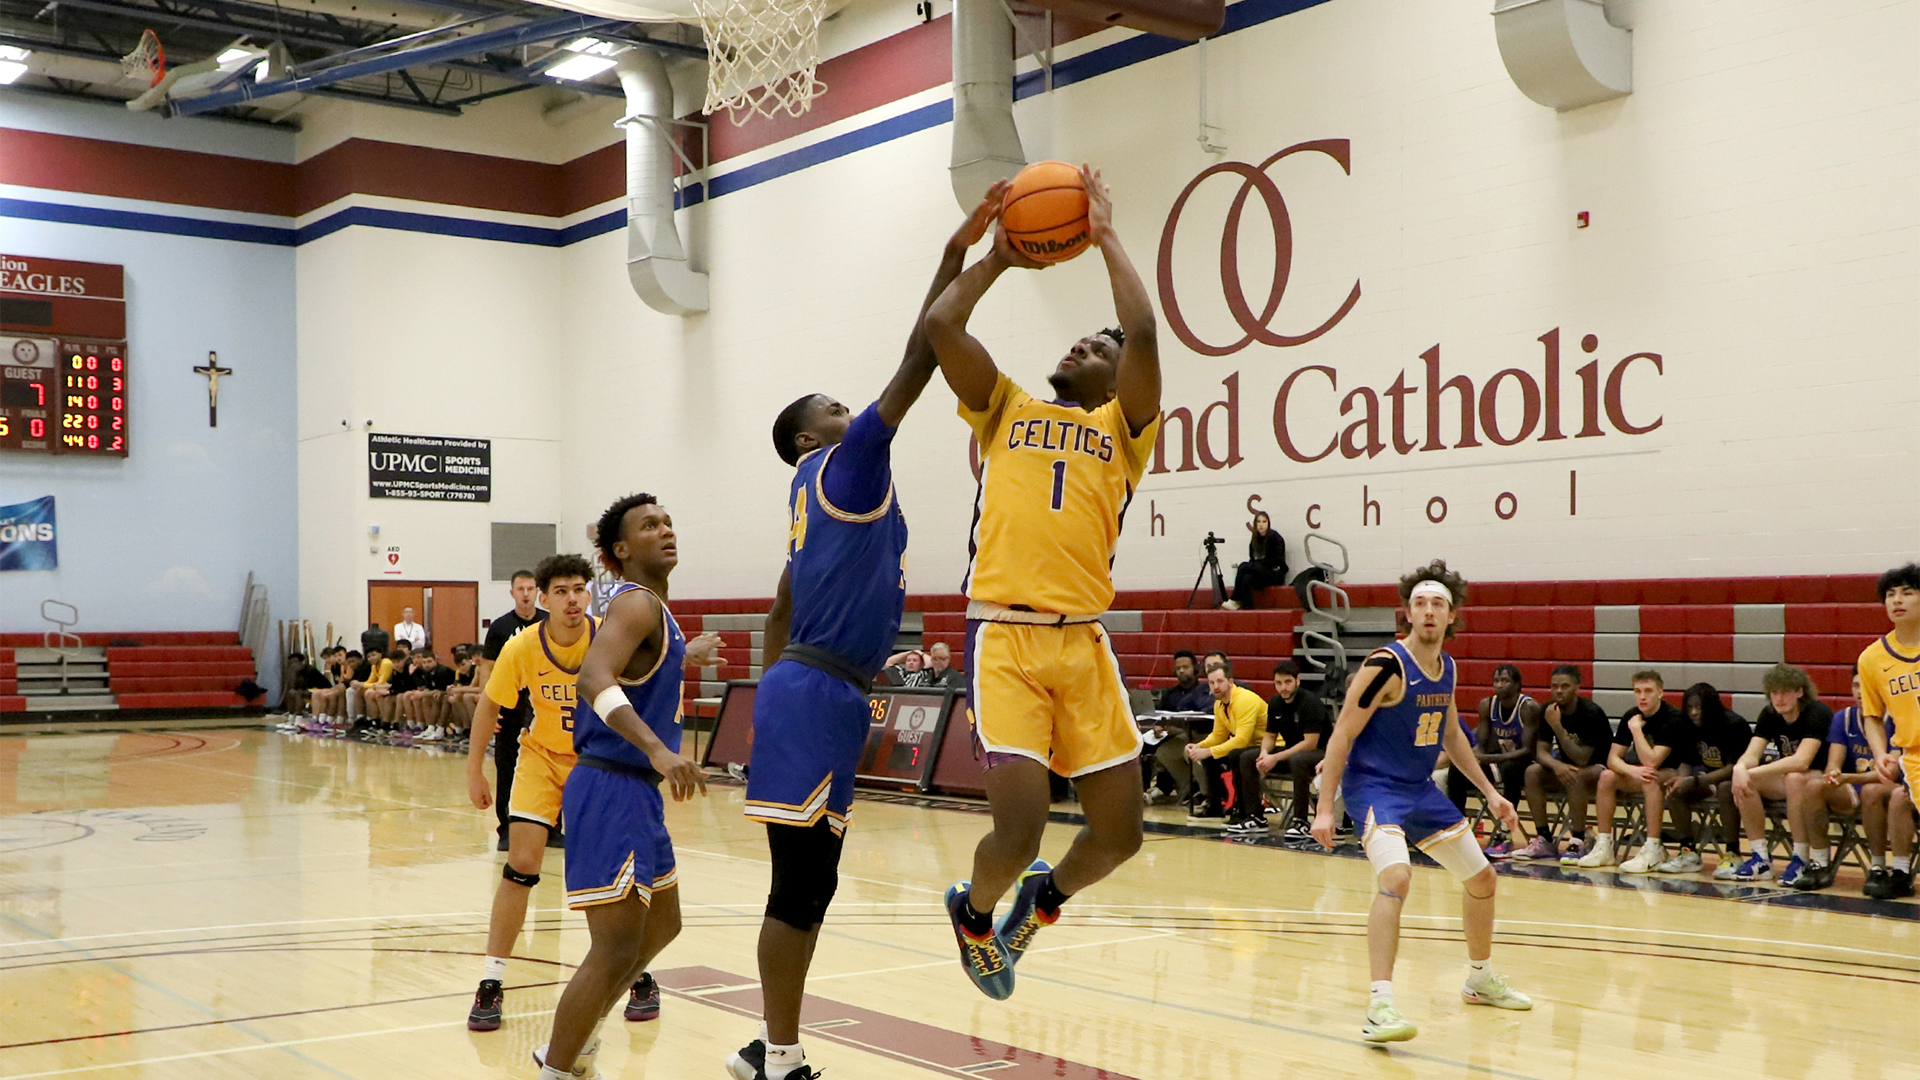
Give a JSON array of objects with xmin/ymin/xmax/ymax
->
[
  {"xmin": 1083, "ymin": 165, "xmax": 1160, "ymax": 437},
  {"xmin": 578, "ymin": 588, "xmax": 704, "ymax": 800},
  {"xmin": 877, "ymin": 181, "xmax": 1007, "ymax": 427}
]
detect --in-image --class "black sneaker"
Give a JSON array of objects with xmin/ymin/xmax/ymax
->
[
  {"xmin": 1225, "ymin": 816, "xmax": 1268, "ymax": 835},
  {"xmin": 467, "ymin": 978, "xmax": 504, "ymax": 1031},
  {"xmin": 624, "ymin": 971, "xmax": 660, "ymax": 1021},
  {"xmin": 1796, "ymin": 860, "xmax": 1839, "ymax": 891},
  {"xmin": 1889, "ymin": 868, "xmax": 1915, "ymax": 898},
  {"xmin": 495, "ymin": 833, "xmax": 510, "ymax": 852},
  {"xmin": 1863, "ymin": 865, "xmax": 1894, "ymax": 899}
]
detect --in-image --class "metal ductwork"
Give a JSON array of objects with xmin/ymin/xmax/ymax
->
[
  {"xmin": 617, "ymin": 51, "xmax": 708, "ymax": 315},
  {"xmin": 1493, "ymin": 0, "xmax": 1631, "ymax": 111},
  {"xmin": 949, "ymin": 0, "xmax": 1025, "ymax": 211}
]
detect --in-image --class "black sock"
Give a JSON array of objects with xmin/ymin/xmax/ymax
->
[
  {"xmin": 1035, "ymin": 874, "xmax": 1071, "ymax": 915},
  {"xmin": 956, "ymin": 890, "xmax": 994, "ymax": 936}
]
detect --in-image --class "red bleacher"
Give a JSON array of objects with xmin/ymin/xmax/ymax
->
[{"xmin": 0, "ymin": 632, "xmax": 257, "ymax": 715}]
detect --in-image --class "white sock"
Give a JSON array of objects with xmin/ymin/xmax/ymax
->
[
  {"xmin": 1810, "ymin": 847, "xmax": 1830, "ymax": 868},
  {"xmin": 758, "ymin": 1021, "xmax": 770, "ymax": 1044},
  {"xmin": 1894, "ymin": 855, "xmax": 1912, "ymax": 872},
  {"xmin": 1793, "ymin": 842, "xmax": 1809, "ymax": 860},
  {"xmin": 482, "ymin": 956, "xmax": 508, "ymax": 982},
  {"xmin": 1750, "ymin": 840, "xmax": 1768, "ymax": 858},
  {"xmin": 765, "ymin": 1042, "xmax": 804, "ymax": 1080},
  {"xmin": 1369, "ymin": 980, "xmax": 1393, "ymax": 1006},
  {"xmin": 1467, "ymin": 958, "xmax": 1491, "ymax": 978}
]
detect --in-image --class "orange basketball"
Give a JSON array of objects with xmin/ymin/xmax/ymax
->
[{"xmin": 1001, "ymin": 161, "xmax": 1091, "ymax": 264}]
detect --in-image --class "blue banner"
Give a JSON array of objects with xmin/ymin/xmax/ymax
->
[{"xmin": 0, "ymin": 496, "xmax": 57, "ymax": 571}]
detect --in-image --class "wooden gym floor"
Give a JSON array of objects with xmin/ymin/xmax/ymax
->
[{"xmin": 1, "ymin": 726, "xmax": 1916, "ymax": 1080}]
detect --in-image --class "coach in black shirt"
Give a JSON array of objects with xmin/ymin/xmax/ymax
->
[
  {"xmin": 1238, "ymin": 659, "xmax": 1330, "ymax": 836},
  {"xmin": 480, "ymin": 570, "xmax": 545, "ymax": 848}
]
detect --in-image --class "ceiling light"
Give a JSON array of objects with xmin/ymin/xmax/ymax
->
[
  {"xmin": 0, "ymin": 48, "xmax": 27, "ymax": 84},
  {"xmin": 561, "ymin": 36, "xmax": 618, "ymax": 56},
  {"xmin": 218, "ymin": 46, "xmax": 254, "ymax": 64},
  {"xmin": 0, "ymin": 45, "xmax": 29, "ymax": 61},
  {"xmin": 545, "ymin": 53, "xmax": 618, "ymax": 81}
]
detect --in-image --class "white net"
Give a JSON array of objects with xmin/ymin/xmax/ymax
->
[
  {"xmin": 120, "ymin": 29, "xmax": 163, "ymax": 86},
  {"xmin": 690, "ymin": 0, "xmax": 830, "ymax": 125}
]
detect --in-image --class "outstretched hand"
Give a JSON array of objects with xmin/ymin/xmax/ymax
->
[
  {"xmin": 684, "ymin": 632, "xmax": 725, "ymax": 668},
  {"xmin": 953, "ymin": 179, "xmax": 1009, "ymax": 250},
  {"xmin": 1081, "ymin": 164, "xmax": 1113, "ymax": 241},
  {"xmin": 993, "ymin": 223, "xmax": 1049, "ymax": 271}
]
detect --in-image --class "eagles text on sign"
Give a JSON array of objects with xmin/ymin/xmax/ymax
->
[{"xmin": 367, "ymin": 434, "xmax": 491, "ymax": 502}]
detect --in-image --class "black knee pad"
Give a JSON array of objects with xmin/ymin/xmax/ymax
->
[
  {"xmin": 502, "ymin": 864, "xmax": 540, "ymax": 888},
  {"xmin": 764, "ymin": 819, "xmax": 844, "ymax": 931}
]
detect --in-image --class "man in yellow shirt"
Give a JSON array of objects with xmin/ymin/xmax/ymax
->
[
  {"xmin": 460, "ymin": 555, "xmax": 654, "ymax": 1033},
  {"xmin": 1862, "ymin": 563, "xmax": 1920, "ymax": 900},
  {"xmin": 1184, "ymin": 661, "xmax": 1266, "ymax": 821},
  {"xmin": 925, "ymin": 165, "xmax": 1161, "ymax": 1001}
]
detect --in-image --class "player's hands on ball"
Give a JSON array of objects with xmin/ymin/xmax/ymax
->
[
  {"xmin": 1081, "ymin": 164, "xmax": 1113, "ymax": 241},
  {"xmin": 651, "ymin": 747, "xmax": 708, "ymax": 801},
  {"xmin": 954, "ymin": 179, "xmax": 1009, "ymax": 250},
  {"xmin": 1311, "ymin": 809, "xmax": 1337, "ymax": 851},
  {"xmin": 685, "ymin": 632, "xmax": 725, "ymax": 667},
  {"xmin": 993, "ymin": 223, "xmax": 1049, "ymax": 271}
]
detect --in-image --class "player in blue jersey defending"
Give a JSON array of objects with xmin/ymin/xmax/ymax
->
[
  {"xmin": 723, "ymin": 185, "xmax": 1009, "ymax": 1080},
  {"xmin": 532, "ymin": 492, "xmax": 722, "ymax": 1080},
  {"xmin": 1313, "ymin": 560, "xmax": 1532, "ymax": 1044}
]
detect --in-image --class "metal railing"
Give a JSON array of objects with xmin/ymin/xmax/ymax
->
[{"xmin": 40, "ymin": 599, "xmax": 80, "ymax": 657}]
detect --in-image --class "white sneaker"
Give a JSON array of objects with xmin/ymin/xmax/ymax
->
[
  {"xmin": 1462, "ymin": 971, "xmax": 1534, "ymax": 1010},
  {"xmin": 1619, "ymin": 841, "xmax": 1664, "ymax": 874},
  {"xmin": 1361, "ymin": 1000, "xmax": 1417, "ymax": 1042},
  {"xmin": 1655, "ymin": 848, "xmax": 1704, "ymax": 874},
  {"xmin": 533, "ymin": 1037, "xmax": 601, "ymax": 1079},
  {"xmin": 1575, "ymin": 834, "xmax": 1618, "ymax": 868},
  {"xmin": 1221, "ymin": 600, "xmax": 1241, "ymax": 610}
]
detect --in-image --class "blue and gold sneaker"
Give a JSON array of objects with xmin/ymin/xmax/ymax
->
[
  {"xmin": 995, "ymin": 859, "xmax": 1060, "ymax": 967},
  {"xmin": 946, "ymin": 881, "xmax": 1015, "ymax": 1000}
]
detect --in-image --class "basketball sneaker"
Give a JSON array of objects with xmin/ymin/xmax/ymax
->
[
  {"xmin": 1513, "ymin": 836, "xmax": 1557, "ymax": 861},
  {"xmin": 724, "ymin": 1039, "xmax": 765, "ymax": 1080},
  {"xmin": 1483, "ymin": 836, "xmax": 1513, "ymax": 861},
  {"xmin": 624, "ymin": 972, "xmax": 659, "ymax": 1021},
  {"xmin": 1775, "ymin": 854, "xmax": 1806, "ymax": 887},
  {"xmin": 1619, "ymin": 841, "xmax": 1664, "ymax": 874},
  {"xmin": 1557, "ymin": 838, "xmax": 1587, "ymax": 866},
  {"xmin": 1653, "ymin": 847, "xmax": 1704, "ymax": 874},
  {"xmin": 533, "ymin": 1036, "xmax": 600, "ymax": 1079},
  {"xmin": 995, "ymin": 859, "xmax": 1059, "ymax": 967},
  {"xmin": 1730, "ymin": 852, "xmax": 1775, "ymax": 881},
  {"xmin": 466, "ymin": 978, "xmax": 504, "ymax": 1031},
  {"xmin": 945, "ymin": 881, "xmax": 1015, "ymax": 1000},
  {"xmin": 1887, "ymin": 867, "xmax": 1915, "ymax": 897},
  {"xmin": 1575, "ymin": 834, "xmax": 1618, "ymax": 868},
  {"xmin": 1862, "ymin": 865, "xmax": 1894, "ymax": 899},
  {"xmin": 1462, "ymin": 971, "xmax": 1533, "ymax": 1010},
  {"xmin": 1361, "ymin": 1001, "xmax": 1417, "ymax": 1043},
  {"xmin": 1225, "ymin": 815, "xmax": 1268, "ymax": 835}
]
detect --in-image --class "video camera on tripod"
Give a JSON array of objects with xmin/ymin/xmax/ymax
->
[{"xmin": 1188, "ymin": 532, "xmax": 1228, "ymax": 609}]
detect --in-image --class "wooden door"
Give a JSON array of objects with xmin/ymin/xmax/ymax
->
[{"xmin": 366, "ymin": 581, "xmax": 476, "ymax": 665}]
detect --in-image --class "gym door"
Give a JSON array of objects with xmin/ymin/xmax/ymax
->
[{"xmin": 366, "ymin": 581, "xmax": 478, "ymax": 665}]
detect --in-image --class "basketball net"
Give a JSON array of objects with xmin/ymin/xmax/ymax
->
[
  {"xmin": 690, "ymin": 0, "xmax": 829, "ymax": 125},
  {"xmin": 120, "ymin": 29, "xmax": 164, "ymax": 88}
]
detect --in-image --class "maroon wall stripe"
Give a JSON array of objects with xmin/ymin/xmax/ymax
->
[
  {"xmin": 292, "ymin": 138, "xmax": 568, "ymax": 218},
  {"xmin": 0, "ymin": 127, "xmax": 296, "ymax": 216}
]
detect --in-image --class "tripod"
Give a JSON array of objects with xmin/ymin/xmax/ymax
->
[{"xmin": 1186, "ymin": 539, "xmax": 1226, "ymax": 609}]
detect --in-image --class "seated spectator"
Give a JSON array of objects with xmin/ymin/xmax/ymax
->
[
  {"xmin": 1158, "ymin": 650, "xmax": 1212, "ymax": 713},
  {"xmin": 1653, "ymin": 682, "xmax": 1749, "ymax": 873},
  {"xmin": 379, "ymin": 645, "xmax": 420, "ymax": 731},
  {"xmin": 1448, "ymin": 663, "xmax": 1540, "ymax": 857},
  {"xmin": 1184, "ymin": 660, "xmax": 1264, "ymax": 820},
  {"xmin": 1789, "ymin": 667, "xmax": 1890, "ymax": 892},
  {"xmin": 1516, "ymin": 664, "xmax": 1610, "ymax": 861},
  {"xmin": 349, "ymin": 648, "xmax": 392, "ymax": 725},
  {"xmin": 1222, "ymin": 511, "xmax": 1287, "ymax": 610},
  {"xmin": 282, "ymin": 651, "xmax": 330, "ymax": 717},
  {"xmin": 444, "ymin": 646, "xmax": 483, "ymax": 736},
  {"xmin": 310, "ymin": 649, "xmax": 357, "ymax": 729},
  {"xmin": 923, "ymin": 642, "xmax": 965, "ymax": 688},
  {"xmin": 1582, "ymin": 670, "xmax": 1687, "ymax": 871},
  {"xmin": 881, "ymin": 649, "xmax": 932, "ymax": 687},
  {"xmin": 1231, "ymin": 660, "xmax": 1329, "ymax": 838},
  {"xmin": 1719, "ymin": 663, "xmax": 1832, "ymax": 883},
  {"xmin": 1878, "ymin": 784, "xmax": 1917, "ymax": 898},
  {"xmin": 1200, "ymin": 649, "xmax": 1230, "ymax": 676}
]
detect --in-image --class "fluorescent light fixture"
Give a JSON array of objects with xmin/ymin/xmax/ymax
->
[
  {"xmin": 218, "ymin": 47, "xmax": 254, "ymax": 64},
  {"xmin": 0, "ymin": 45, "xmax": 30, "ymax": 61},
  {"xmin": 545, "ymin": 53, "xmax": 618, "ymax": 81},
  {"xmin": 0, "ymin": 60, "xmax": 26, "ymax": 84},
  {"xmin": 562, "ymin": 37, "xmax": 619, "ymax": 55}
]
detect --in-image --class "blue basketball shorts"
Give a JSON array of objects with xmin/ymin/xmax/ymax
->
[
  {"xmin": 561, "ymin": 762, "xmax": 676, "ymax": 909},
  {"xmin": 1343, "ymin": 771, "xmax": 1469, "ymax": 848},
  {"xmin": 745, "ymin": 660, "xmax": 869, "ymax": 835}
]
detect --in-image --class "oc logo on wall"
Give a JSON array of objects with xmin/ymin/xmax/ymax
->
[{"xmin": 1156, "ymin": 139, "xmax": 1362, "ymax": 356}]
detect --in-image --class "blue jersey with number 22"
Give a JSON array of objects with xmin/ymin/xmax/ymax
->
[{"xmin": 1348, "ymin": 639, "xmax": 1457, "ymax": 787}]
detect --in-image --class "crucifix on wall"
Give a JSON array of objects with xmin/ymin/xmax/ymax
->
[{"xmin": 193, "ymin": 351, "xmax": 233, "ymax": 427}]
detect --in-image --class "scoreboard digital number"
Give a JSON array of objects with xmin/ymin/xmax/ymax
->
[
  {"xmin": 0, "ymin": 255, "xmax": 128, "ymax": 458},
  {"xmin": 856, "ymin": 690, "xmax": 952, "ymax": 790}
]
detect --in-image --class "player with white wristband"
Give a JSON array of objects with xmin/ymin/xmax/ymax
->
[{"xmin": 1312, "ymin": 561, "xmax": 1533, "ymax": 1044}]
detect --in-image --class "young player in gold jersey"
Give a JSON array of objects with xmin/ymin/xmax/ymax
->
[
  {"xmin": 461, "ymin": 554, "xmax": 654, "ymax": 1031},
  {"xmin": 924, "ymin": 165, "xmax": 1161, "ymax": 999},
  {"xmin": 1862, "ymin": 562, "xmax": 1920, "ymax": 899}
]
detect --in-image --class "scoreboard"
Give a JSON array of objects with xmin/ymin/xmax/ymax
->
[{"xmin": 0, "ymin": 255, "xmax": 128, "ymax": 457}]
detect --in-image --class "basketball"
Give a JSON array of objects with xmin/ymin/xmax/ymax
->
[{"xmin": 1001, "ymin": 161, "xmax": 1091, "ymax": 264}]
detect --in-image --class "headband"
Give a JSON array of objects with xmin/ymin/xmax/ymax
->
[{"xmin": 1408, "ymin": 579, "xmax": 1454, "ymax": 605}]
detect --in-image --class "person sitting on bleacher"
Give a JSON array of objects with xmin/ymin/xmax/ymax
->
[
  {"xmin": 1147, "ymin": 651, "xmax": 1219, "ymax": 806},
  {"xmin": 283, "ymin": 651, "xmax": 330, "ymax": 717},
  {"xmin": 1221, "ymin": 511, "xmax": 1287, "ymax": 611},
  {"xmin": 1656, "ymin": 682, "xmax": 1750, "ymax": 874},
  {"xmin": 348, "ymin": 647, "xmax": 392, "ymax": 727},
  {"xmin": 1239, "ymin": 660, "xmax": 1330, "ymax": 840},
  {"xmin": 1785, "ymin": 667, "xmax": 1892, "ymax": 893},
  {"xmin": 923, "ymin": 642, "xmax": 965, "ymax": 688},
  {"xmin": 1581, "ymin": 670, "xmax": 1688, "ymax": 871},
  {"xmin": 880, "ymin": 649, "xmax": 933, "ymax": 688},
  {"xmin": 1185, "ymin": 659, "xmax": 1265, "ymax": 821},
  {"xmin": 1158, "ymin": 650, "xmax": 1213, "ymax": 713},
  {"xmin": 1719, "ymin": 663, "xmax": 1832, "ymax": 883},
  {"xmin": 1515, "ymin": 665, "xmax": 1611, "ymax": 862},
  {"xmin": 1449, "ymin": 664, "xmax": 1540, "ymax": 859}
]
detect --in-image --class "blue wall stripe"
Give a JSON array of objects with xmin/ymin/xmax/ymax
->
[{"xmin": 1, "ymin": 0, "xmax": 1331, "ymax": 249}]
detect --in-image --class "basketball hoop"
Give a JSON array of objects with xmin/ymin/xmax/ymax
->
[
  {"xmin": 120, "ymin": 29, "xmax": 164, "ymax": 88},
  {"xmin": 689, "ymin": 0, "xmax": 829, "ymax": 124}
]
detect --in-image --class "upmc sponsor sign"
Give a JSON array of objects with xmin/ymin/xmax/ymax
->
[
  {"xmin": 1153, "ymin": 139, "xmax": 1663, "ymax": 470},
  {"xmin": 368, "ymin": 433, "xmax": 491, "ymax": 502}
]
